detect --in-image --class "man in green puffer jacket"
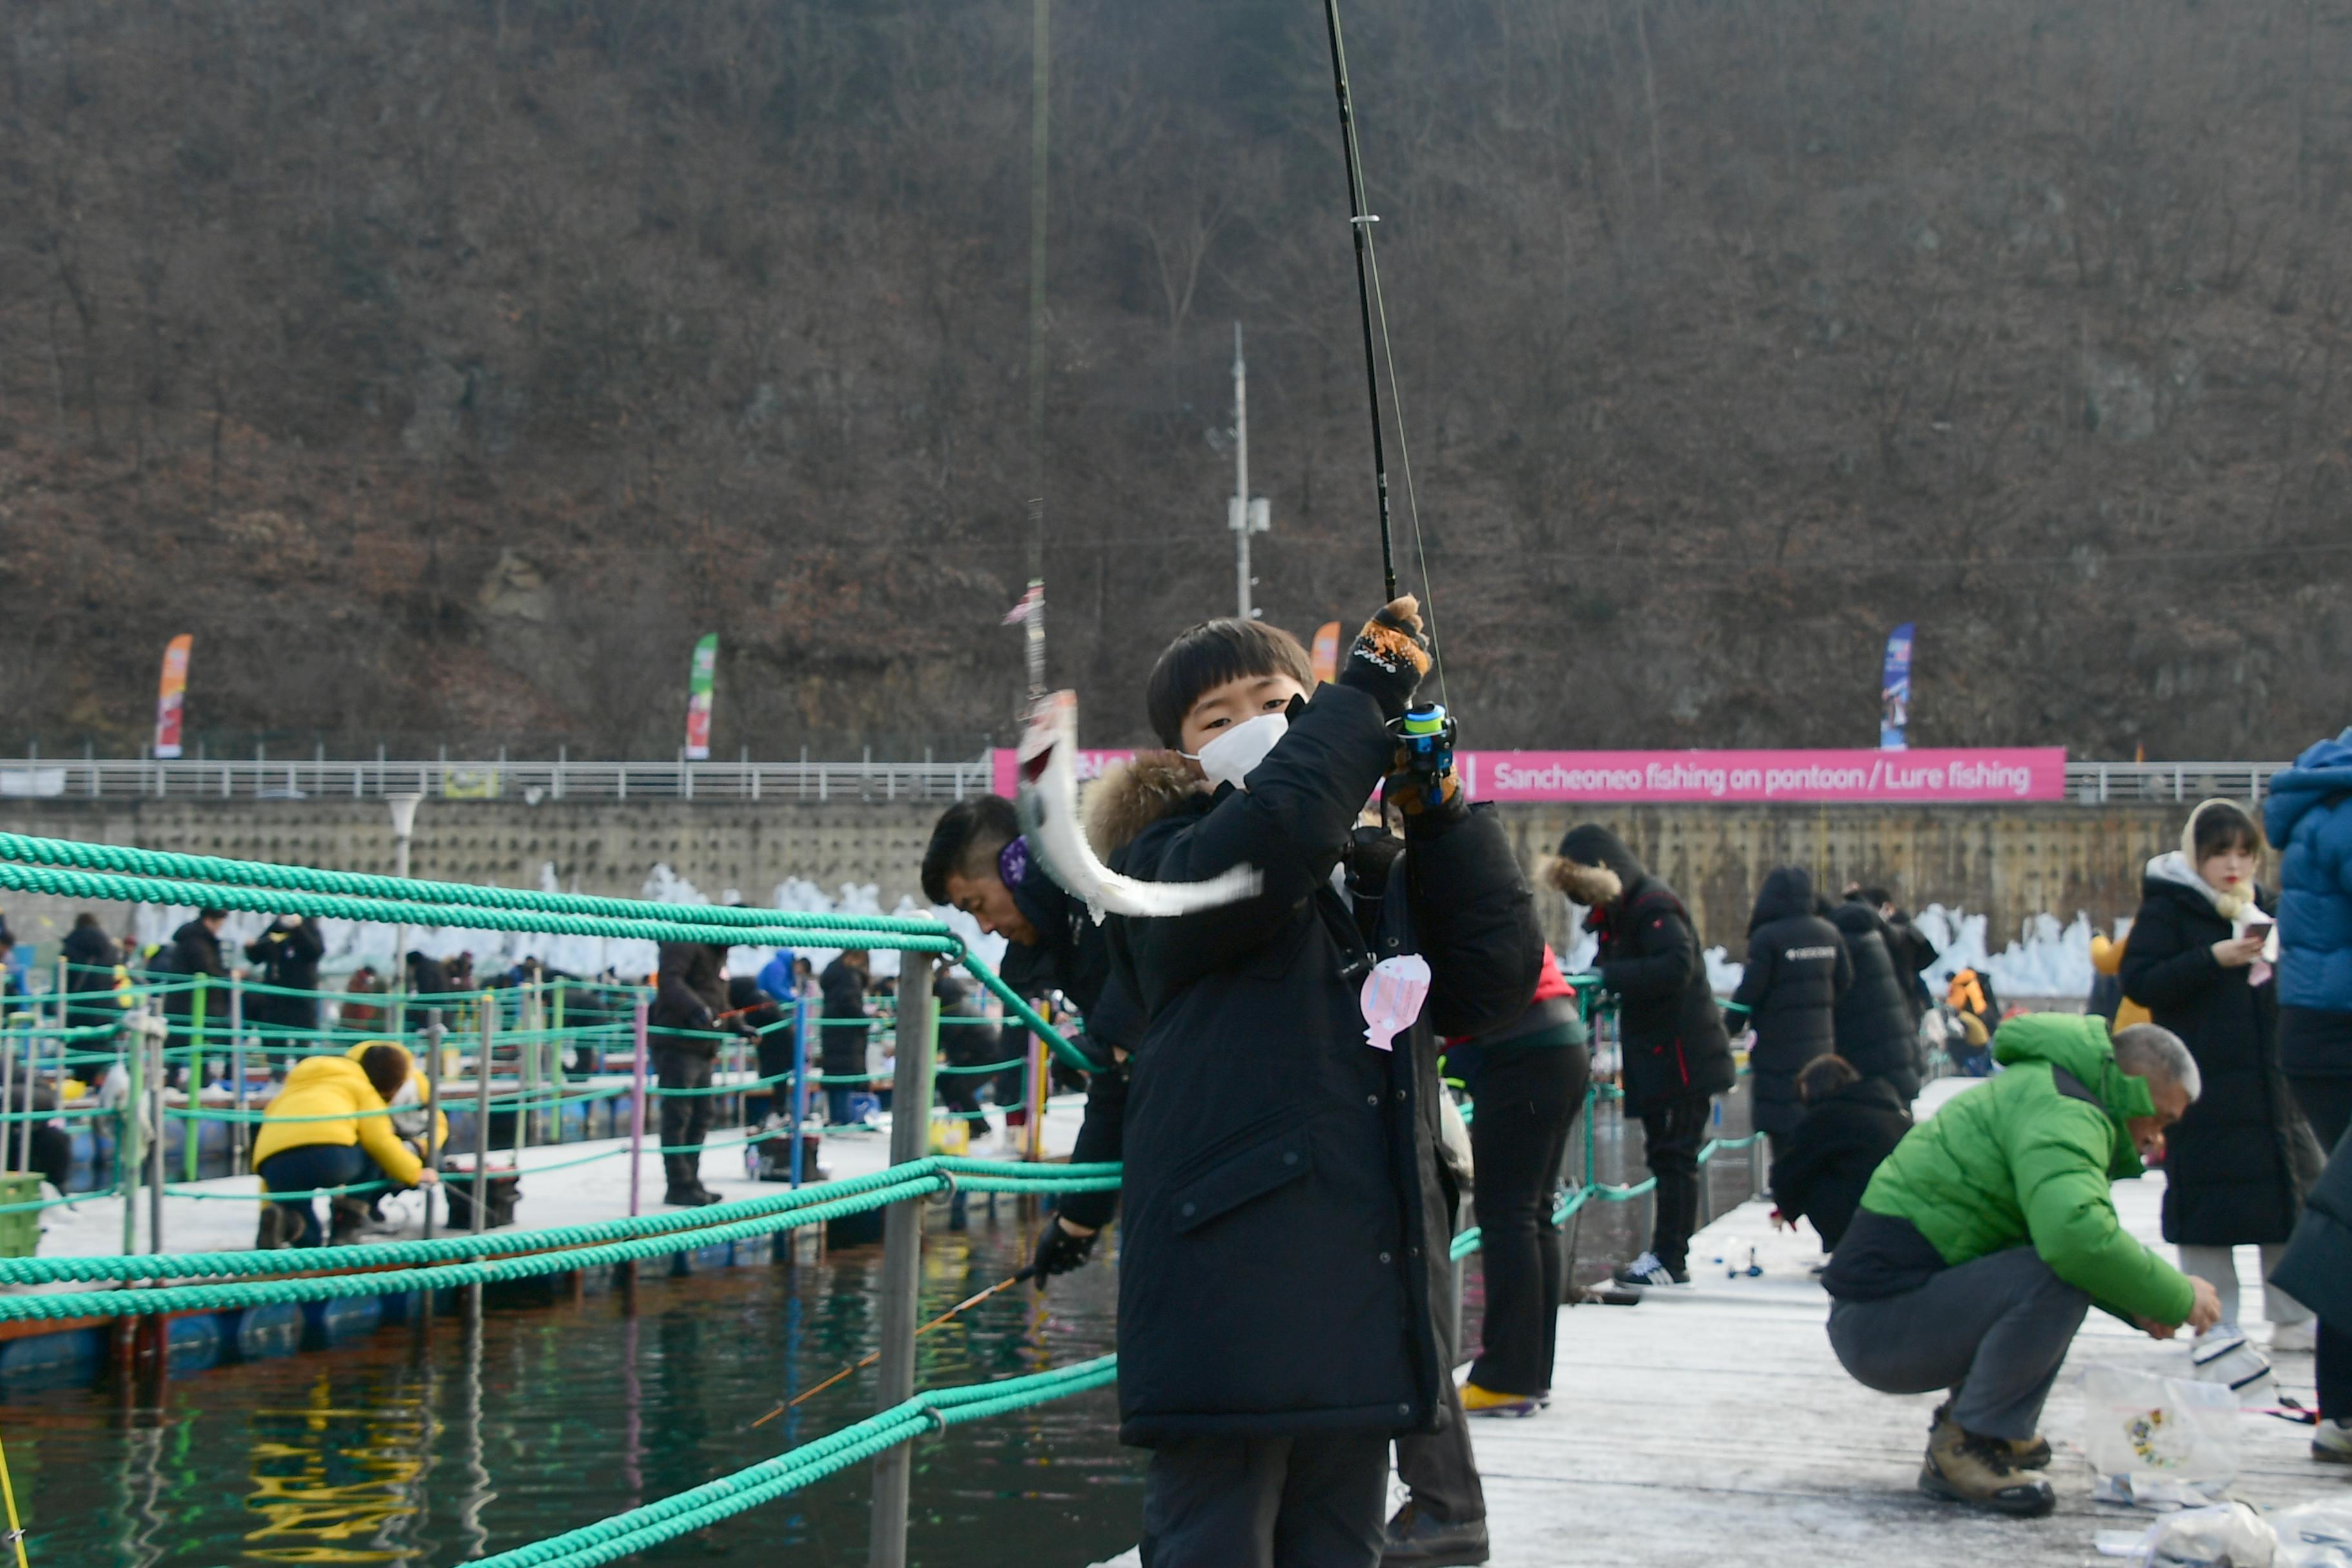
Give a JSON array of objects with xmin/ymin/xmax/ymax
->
[{"xmin": 1821, "ymin": 1013, "xmax": 2224, "ymax": 1518}]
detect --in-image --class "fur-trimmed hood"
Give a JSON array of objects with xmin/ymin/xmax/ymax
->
[{"xmin": 1083, "ymin": 750, "xmax": 1205, "ymax": 861}]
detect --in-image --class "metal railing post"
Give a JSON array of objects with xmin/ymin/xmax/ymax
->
[
  {"xmin": 122, "ymin": 1006, "xmax": 148, "ymax": 1255},
  {"xmin": 472, "ymin": 999, "xmax": 493, "ymax": 1235},
  {"xmin": 424, "ymin": 1010, "xmax": 446, "ymax": 1242},
  {"xmin": 868, "ymin": 951, "xmax": 938, "ymax": 1568},
  {"xmin": 148, "ymin": 1017, "xmax": 168, "ymax": 1254},
  {"xmin": 789, "ymin": 980, "xmax": 810, "ymax": 1187},
  {"xmin": 184, "ymin": 975, "xmax": 207, "ymax": 1182},
  {"xmin": 230, "ymin": 975, "xmax": 247, "ymax": 1173},
  {"xmin": 629, "ymin": 999, "xmax": 649, "ymax": 1217}
]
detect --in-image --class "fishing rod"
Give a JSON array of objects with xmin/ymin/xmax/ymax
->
[
  {"xmin": 1320, "ymin": 0, "xmax": 1456, "ymax": 779},
  {"xmin": 746, "ymin": 1267, "xmax": 1038, "ymax": 1430},
  {"xmin": 1320, "ymin": 0, "xmax": 1396, "ymax": 604}
]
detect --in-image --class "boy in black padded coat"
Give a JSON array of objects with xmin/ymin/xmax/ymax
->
[{"xmin": 1101, "ymin": 598, "xmax": 1542, "ymax": 1568}]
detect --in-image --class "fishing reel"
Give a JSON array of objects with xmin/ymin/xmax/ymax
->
[{"xmin": 1391, "ymin": 701, "xmax": 1457, "ymax": 782}]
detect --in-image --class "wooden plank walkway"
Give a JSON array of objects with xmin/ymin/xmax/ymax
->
[{"xmin": 1095, "ymin": 1077, "xmax": 2346, "ymax": 1566}]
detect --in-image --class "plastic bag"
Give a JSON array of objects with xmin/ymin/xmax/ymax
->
[
  {"xmin": 2189, "ymin": 1328, "xmax": 2276, "ymax": 1405},
  {"xmin": 2274, "ymin": 1500, "xmax": 2352, "ymax": 1568},
  {"xmin": 2082, "ymin": 1365, "xmax": 2241, "ymax": 1503},
  {"xmin": 2097, "ymin": 1504, "xmax": 2278, "ymax": 1567},
  {"xmin": 2095, "ymin": 1505, "xmax": 2275, "ymax": 1565}
]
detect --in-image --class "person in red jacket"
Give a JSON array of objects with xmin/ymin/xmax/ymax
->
[{"xmin": 1385, "ymin": 946, "xmax": 1591, "ymax": 1567}]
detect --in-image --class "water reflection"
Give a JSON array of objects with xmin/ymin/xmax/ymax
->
[
  {"xmin": 240, "ymin": 1381, "xmax": 424, "ymax": 1563},
  {"xmin": 12, "ymin": 1197, "xmax": 1133, "ymax": 1567}
]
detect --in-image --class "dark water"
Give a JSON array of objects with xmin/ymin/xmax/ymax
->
[
  {"xmin": 8, "ymin": 1090, "xmax": 1761, "ymax": 1567},
  {"xmin": 6, "ymin": 1197, "xmax": 1136, "ymax": 1567}
]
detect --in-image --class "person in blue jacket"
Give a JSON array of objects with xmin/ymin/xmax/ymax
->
[{"xmin": 2265, "ymin": 728, "xmax": 2352, "ymax": 1156}]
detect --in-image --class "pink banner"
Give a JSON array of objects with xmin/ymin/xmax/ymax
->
[
  {"xmin": 992, "ymin": 746, "xmax": 2066, "ymax": 804},
  {"xmin": 1460, "ymin": 747, "xmax": 2067, "ymax": 803}
]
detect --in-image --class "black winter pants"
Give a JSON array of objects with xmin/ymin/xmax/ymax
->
[
  {"xmin": 1139, "ymin": 1429, "xmax": 1387, "ymax": 1568},
  {"xmin": 2289, "ymin": 1076, "xmax": 2352, "ymax": 1420},
  {"xmin": 655, "ymin": 1049, "xmax": 714, "ymax": 1187},
  {"xmin": 1639, "ymin": 1092, "xmax": 1712, "ymax": 1275},
  {"xmin": 1464, "ymin": 1040, "xmax": 1590, "ymax": 1395},
  {"xmin": 1391, "ymin": 1380, "xmax": 1487, "ymax": 1527},
  {"xmin": 2290, "ymin": 1075, "xmax": 2352, "ymax": 1157}
]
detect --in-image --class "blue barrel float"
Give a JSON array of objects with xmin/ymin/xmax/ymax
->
[
  {"xmin": 0, "ymin": 1328, "xmax": 104, "ymax": 1391},
  {"xmin": 303, "ymin": 1295, "xmax": 384, "ymax": 1348},
  {"xmin": 229, "ymin": 1302, "xmax": 304, "ymax": 1362}
]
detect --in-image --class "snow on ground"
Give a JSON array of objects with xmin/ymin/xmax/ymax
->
[{"xmin": 1090, "ymin": 1075, "xmax": 2337, "ymax": 1568}]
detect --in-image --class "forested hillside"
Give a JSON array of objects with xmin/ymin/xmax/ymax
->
[{"xmin": 5, "ymin": 0, "xmax": 2349, "ymax": 757}]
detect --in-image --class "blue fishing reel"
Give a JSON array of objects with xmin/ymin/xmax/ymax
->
[{"xmin": 1394, "ymin": 701, "xmax": 1456, "ymax": 780}]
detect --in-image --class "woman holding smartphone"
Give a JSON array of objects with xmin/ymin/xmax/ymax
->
[{"xmin": 2121, "ymin": 798, "xmax": 2318, "ymax": 1349}]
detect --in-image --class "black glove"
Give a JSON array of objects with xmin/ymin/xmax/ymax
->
[
  {"xmin": 1386, "ymin": 749, "xmax": 1467, "ymax": 832},
  {"xmin": 1343, "ymin": 825, "xmax": 1406, "ymax": 901},
  {"xmin": 1030, "ymin": 1217, "xmax": 1100, "ymax": 1282},
  {"xmin": 1336, "ymin": 596, "xmax": 1431, "ymax": 721}
]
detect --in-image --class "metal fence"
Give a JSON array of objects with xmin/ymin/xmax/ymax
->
[
  {"xmin": 0, "ymin": 756, "xmax": 995, "ymax": 803},
  {"xmin": 0, "ymin": 756, "xmax": 2295, "ymax": 806},
  {"xmin": 2063, "ymin": 761, "xmax": 2286, "ymax": 806}
]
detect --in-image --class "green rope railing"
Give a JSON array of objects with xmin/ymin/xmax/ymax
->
[
  {"xmin": 0, "ymin": 1159, "xmax": 1120, "ymax": 1322},
  {"xmin": 0, "ymin": 831, "xmax": 1090, "ymax": 1068},
  {"xmin": 0, "ymin": 1156, "xmax": 1122, "ymax": 1287},
  {"xmin": 0, "ymin": 832, "xmax": 944, "ymax": 937},
  {"xmin": 462, "ymin": 1357, "xmax": 1119, "ymax": 1568},
  {"xmin": 0, "ymin": 859, "xmax": 946, "ymax": 952}
]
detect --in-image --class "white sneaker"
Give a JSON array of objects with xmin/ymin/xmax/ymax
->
[
  {"xmin": 2314, "ymin": 1418, "xmax": 2352, "ymax": 1465},
  {"xmin": 2270, "ymin": 1320, "xmax": 2318, "ymax": 1354},
  {"xmin": 1611, "ymin": 1251, "xmax": 1687, "ymax": 1288}
]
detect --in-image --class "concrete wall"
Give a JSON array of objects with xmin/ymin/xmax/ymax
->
[{"xmin": 0, "ymin": 796, "xmax": 2196, "ymax": 957}]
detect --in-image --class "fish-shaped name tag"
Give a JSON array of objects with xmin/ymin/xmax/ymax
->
[
  {"xmin": 1015, "ymin": 691, "xmax": 1263, "ymax": 923},
  {"xmin": 1360, "ymin": 954, "xmax": 1431, "ymax": 1052}
]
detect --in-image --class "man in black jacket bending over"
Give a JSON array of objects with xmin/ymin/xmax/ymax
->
[
  {"xmin": 1548, "ymin": 827, "xmax": 1736, "ymax": 1289},
  {"xmin": 921, "ymin": 795, "xmax": 1142, "ymax": 1268},
  {"xmin": 1103, "ymin": 599, "xmax": 1542, "ymax": 1568}
]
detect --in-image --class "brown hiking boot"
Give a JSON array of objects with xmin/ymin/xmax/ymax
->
[
  {"xmin": 1919, "ymin": 1422, "xmax": 2057, "ymax": 1517},
  {"xmin": 1932, "ymin": 1400, "xmax": 2051, "ymax": 1471}
]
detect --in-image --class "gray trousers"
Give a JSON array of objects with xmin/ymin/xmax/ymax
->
[{"xmin": 1826, "ymin": 1246, "xmax": 2090, "ymax": 1441}]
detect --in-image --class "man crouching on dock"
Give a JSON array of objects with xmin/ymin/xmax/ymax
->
[{"xmin": 1821, "ymin": 1015, "xmax": 2221, "ymax": 1516}]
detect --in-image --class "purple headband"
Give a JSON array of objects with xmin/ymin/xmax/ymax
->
[{"xmin": 997, "ymin": 836, "xmax": 1030, "ymax": 889}]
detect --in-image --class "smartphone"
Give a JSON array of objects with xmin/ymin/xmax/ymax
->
[{"xmin": 2242, "ymin": 919, "xmax": 2275, "ymax": 940}]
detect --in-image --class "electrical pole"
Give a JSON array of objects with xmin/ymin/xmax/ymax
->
[{"xmin": 1229, "ymin": 322, "xmax": 1269, "ymax": 620}]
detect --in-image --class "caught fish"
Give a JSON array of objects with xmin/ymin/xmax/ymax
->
[{"xmin": 1015, "ymin": 691, "xmax": 1262, "ymax": 923}]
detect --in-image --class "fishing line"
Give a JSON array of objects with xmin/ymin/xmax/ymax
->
[
  {"xmin": 0, "ymin": 1420, "xmax": 26, "ymax": 1568},
  {"xmin": 1358, "ymin": 211, "xmax": 1448, "ymax": 712},
  {"xmin": 1322, "ymin": 0, "xmax": 1447, "ymax": 711},
  {"xmin": 745, "ymin": 1267, "xmax": 1037, "ymax": 1431}
]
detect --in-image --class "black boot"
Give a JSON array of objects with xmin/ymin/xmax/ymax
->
[
  {"xmin": 1381, "ymin": 1501, "xmax": 1490, "ymax": 1568},
  {"xmin": 327, "ymin": 1195, "xmax": 374, "ymax": 1246},
  {"xmin": 663, "ymin": 1155, "xmax": 717, "ymax": 1207}
]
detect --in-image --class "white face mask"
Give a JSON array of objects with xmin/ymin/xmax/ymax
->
[{"xmin": 1188, "ymin": 712, "xmax": 1288, "ymax": 792}]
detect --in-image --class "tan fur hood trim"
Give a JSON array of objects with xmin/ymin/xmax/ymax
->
[
  {"xmin": 1082, "ymin": 750, "xmax": 1203, "ymax": 860},
  {"xmin": 1541, "ymin": 855, "xmax": 1622, "ymax": 907}
]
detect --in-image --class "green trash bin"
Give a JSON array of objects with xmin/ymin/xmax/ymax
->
[{"xmin": 0, "ymin": 1173, "xmax": 42, "ymax": 1258}]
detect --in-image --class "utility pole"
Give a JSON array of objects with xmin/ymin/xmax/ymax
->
[{"xmin": 1229, "ymin": 322, "xmax": 1269, "ymax": 620}]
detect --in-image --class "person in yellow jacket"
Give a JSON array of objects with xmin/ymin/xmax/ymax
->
[
  {"xmin": 254, "ymin": 1046, "xmax": 439, "ymax": 1248},
  {"xmin": 340, "ymin": 1039, "xmax": 447, "ymax": 1162},
  {"xmin": 2089, "ymin": 932, "xmax": 2154, "ymax": 1032}
]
